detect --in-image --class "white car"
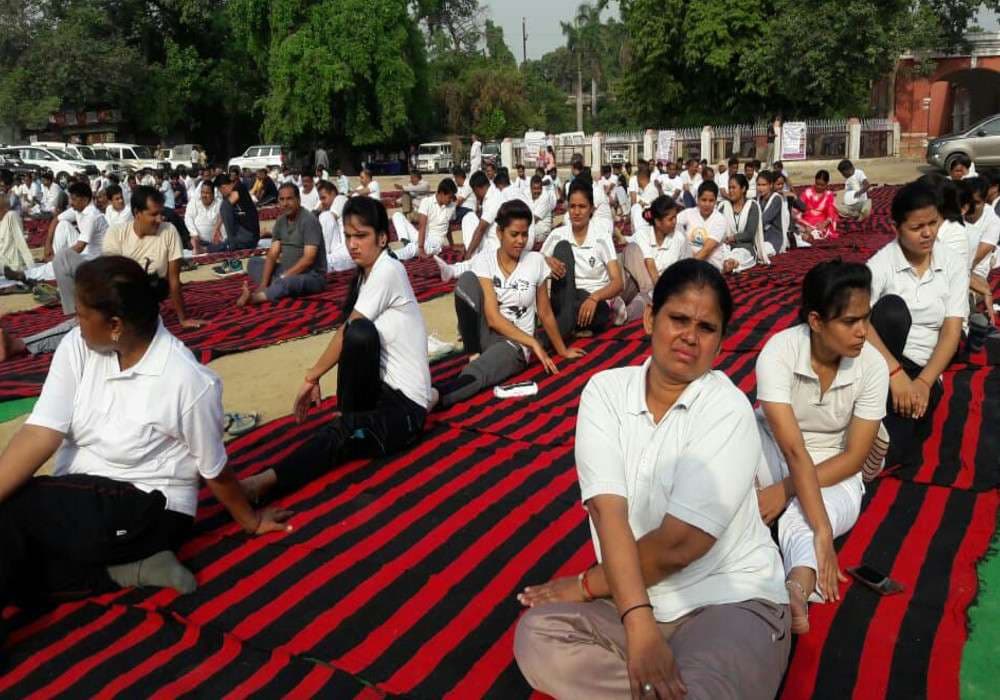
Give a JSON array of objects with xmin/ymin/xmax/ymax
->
[
  {"xmin": 161, "ymin": 144, "xmax": 206, "ymax": 171},
  {"xmin": 101, "ymin": 143, "xmax": 167, "ymax": 172},
  {"xmin": 13, "ymin": 145, "xmax": 98, "ymax": 186},
  {"xmin": 33, "ymin": 141, "xmax": 125, "ymax": 176},
  {"xmin": 228, "ymin": 145, "xmax": 289, "ymax": 173}
]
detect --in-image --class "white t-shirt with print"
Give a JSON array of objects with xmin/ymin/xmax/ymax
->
[
  {"xmin": 676, "ymin": 207, "xmax": 728, "ymax": 270},
  {"xmin": 471, "ymin": 250, "xmax": 550, "ymax": 358},
  {"xmin": 541, "ymin": 223, "xmax": 616, "ymax": 294},
  {"xmin": 353, "ymin": 250, "xmax": 433, "ymax": 409}
]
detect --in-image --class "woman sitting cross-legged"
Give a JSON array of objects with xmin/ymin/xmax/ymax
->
[
  {"xmin": 434, "ymin": 200, "xmax": 586, "ymax": 409},
  {"xmin": 754, "ymin": 260, "xmax": 890, "ymax": 635},
  {"xmin": 515, "ymin": 259, "xmax": 791, "ymax": 700},
  {"xmin": 718, "ymin": 173, "xmax": 767, "ymax": 274},
  {"xmin": 619, "ymin": 195, "xmax": 691, "ymax": 321},
  {"xmin": 240, "ymin": 197, "xmax": 434, "ymax": 503},
  {"xmin": 540, "ymin": 180, "xmax": 627, "ymax": 333},
  {"xmin": 866, "ymin": 181, "xmax": 967, "ymax": 470},
  {"xmin": 0, "ymin": 257, "xmax": 290, "ymax": 628}
]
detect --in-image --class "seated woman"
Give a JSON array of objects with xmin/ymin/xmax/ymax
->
[
  {"xmin": 718, "ymin": 173, "xmax": 767, "ymax": 274},
  {"xmin": 676, "ymin": 180, "xmax": 730, "ymax": 271},
  {"xmin": 628, "ymin": 165, "xmax": 660, "ymax": 242},
  {"xmin": 434, "ymin": 201, "xmax": 585, "ymax": 409},
  {"xmin": 800, "ymin": 170, "xmax": 839, "ymax": 240},
  {"xmin": 540, "ymin": 181, "xmax": 627, "ymax": 333},
  {"xmin": 775, "ymin": 173, "xmax": 809, "ymax": 248},
  {"xmin": 758, "ymin": 171, "xmax": 789, "ymax": 255},
  {"xmin": 514, "ymin": 259, "xmax": 791, "ymax": 699},
  {"xmin": 754, "ymin": 260, "xmax": 890, "ymax": 635},
  {"xmin": 866, "ymin": 181, "xmax": 967, "ymax": 469},
  {"xmin": 620, "ymin": 195, "xmax": 691, "ymax": 320},
  {"xmin": 0, "ymin": 257, "xmax": 288, "ymax": 625},
  {"xmin": 240, "ymin": 197, "xmax": 433, "ymax": 502}
]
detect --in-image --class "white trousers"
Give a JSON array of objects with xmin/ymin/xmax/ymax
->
[
  {"xmin": 392, "ymin": 212, "xmax": 445, "ymax": 261},
  {"xmin": 755, "ymin": 409, "xmax": 863, "ymax": 582}
]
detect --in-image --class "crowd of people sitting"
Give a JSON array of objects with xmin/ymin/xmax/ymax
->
[{"xmin": 0, "ymin": 145, "xmax": 994, "ymax": 698}]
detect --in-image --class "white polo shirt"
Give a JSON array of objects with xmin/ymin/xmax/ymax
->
[
  {"xmin": 418, "ymin": 195, "xmax": 456, "ymax": 249},
  {"xmin": 42, "ymin": 182, "xmax": 64, "ymax": 213},
  {"xmin": 867, "ymin": 239, "xmax": 968, "ymax": 366},
  {"xmin": 77, "ymin": 203, "xmax": 108, "ymax": 259},
  {"xmin": 184, "ymin": 197, "xmax": 221, "ymax": 242},
  {"xmin": 456, "ymin": 181, "xmax": 476, "ymax": 210},
  {"xmin": 680, "ymin": 171, "xmax": 702, "ymax": 199},
  {"xmin": 756, "ymin": 325, "xmax": 888, "ymax": 470},
  {"xmin": 635, "ymin": 227, "xmax": 691, "ymax": 274},
  {"xmin": 541, "ymin": 223, "xmax": 616, "ymax": 294},
  {"xmin": 300, "ymin": 186, "xmax": 321, "ymax": 212},
  {"xmin": 104, "ymin": 204, "xmax": 134, "ymax": 228},
  {"xmin": 471, "ymin": 250, "xmax": 550, "ymax": 358},
  {"xmin": 935, "ymin": 219, "xmax": 968, "ymax": 273},
  {"xmin": 676, "ymin": 207, "xmax": 728, "ymax": 270},
  {"xmin": 635, "ymin": 180, "xmax": 660, "ymax": 208},
  {"xmin": 26, "ymin": 323, "xmax": 226, "ymax": 517},
  {"xmin": 576, "ymin": 362, "xmax": 788, "ymax": 622},
  {"xmin": 354, "ymin": 250, "xmax": 433, "ymax": 410},
  {"xmin": 531, "ymin": 190, "xmax": 555, "ymax": 238},
  {"xmin": 964, "ymin": 205, "xmax": 1000, "ymax": 278}
]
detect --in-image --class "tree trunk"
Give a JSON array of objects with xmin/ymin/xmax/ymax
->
[
  {"xmin": 591, "ymin": 77, "xmax": 598, "ymax": 117},
  {"xmin": 576, "ymin": 53, "xmax": 584, "ymax": 132}
]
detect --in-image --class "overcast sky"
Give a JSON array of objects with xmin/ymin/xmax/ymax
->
[{"xmin": 483, "ymin": 1, "xmax": 997, "ymax": 62}]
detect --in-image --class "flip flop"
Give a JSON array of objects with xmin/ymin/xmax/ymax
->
[{"xmin": 226, "ymin": 412, "xmax": 259, "ymax": 436}]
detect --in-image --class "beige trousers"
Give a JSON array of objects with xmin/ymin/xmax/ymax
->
[{"xmin": 514, "ymin": 598, "xmax": 791, "ymax": 700}]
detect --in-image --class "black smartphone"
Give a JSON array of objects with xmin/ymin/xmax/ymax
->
[
  {"xmin": 499, "ymin": 381, "xmax": 535, "ymax": 391},
  {"xmin": 848, "ymin": 564, "xmax": 905, "ymax": 596}
]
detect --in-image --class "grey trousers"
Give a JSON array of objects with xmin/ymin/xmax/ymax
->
[
  {"xmin": 24, "ymin": 318, "xmax": 79, "ymax": 355},
  {"xmin": 514, "ymin": 598, "xmax": 791, "ymax": 700},
  {"xmin": 619, "ymin": 242, "xmax": 652, "ymax": 306},
  {"xmin": 437, "ymin": 271, "xmax": 529, "ymax": 408},
  {"xmin": 52, "ymin": 248, "xmax": 85, "ymax": 315},
  {"xmin": 247, "ymin": 257, "xmax": 326, "ymax": 302}
]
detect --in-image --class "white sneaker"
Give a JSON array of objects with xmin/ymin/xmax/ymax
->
[{"xmin": 427, "ymin": 334, "xmax": 456, "ymax": 361}]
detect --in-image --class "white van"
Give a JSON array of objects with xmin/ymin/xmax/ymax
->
[
  {"xmin": 101, "ymin": 143, "xmax": 166, "ymax": 172},
  {"xmin": 417, "ymin": 142, "xmax": 454, "ymax": 173},
  {"xmin": 33, "ymin": 141, "xmax": 125, "ymax": 176}
]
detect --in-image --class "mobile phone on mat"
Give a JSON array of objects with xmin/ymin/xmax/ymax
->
[{"xmin": 847, "ymin": 564, "xmax": 904, "ymax": 596}]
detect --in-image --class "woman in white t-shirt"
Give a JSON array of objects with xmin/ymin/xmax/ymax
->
[
  {"xmin": 934, "ymin": 178, "xmax": 993, "ymax": 321},
  {"xmin": 867, "ymin": 181, "xmax": 967, "ymax": 469},
  {"xmin": 434, "ymin": 201, "xmax": 585, "ymax": 408},
  {"xmin": 540, "ymin": 180, "xmax": 626, "ymax": 333},
  {"xmin": 628, "ymin": 165, "xmax": 660, "ymax": 241},
  {"xmin": 241, "ymin": 197, "xmax": 432, "ymax": 503},
  {"xmin": 675, "ymin": 180, "xmax": 729, "ymax": 271},
  {"xmin": 962, "ymin": 177, "xmax": 1000, "ymax": 309},
  {"xmin": 0, "ymin": 256, "xmax": 289, "ymax": 610},
  {"xmin": 755, "ymin": 260, "xmax": 889, "ymax": 635},
  {"xmin": 620, "ymin": 195, "xmax": 690, "ymax": 320},
  {"xmin": 515, "ymin": 259, "xmax": 790, "ymax": 699}
]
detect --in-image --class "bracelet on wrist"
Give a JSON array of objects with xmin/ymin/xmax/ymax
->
[
  {"xmin": 914, "ymin": 376, "xmax": 931, "ymax": 388},
  {"xmin": 579, "ymin": 566, "xmax": 597, "ymax": 601},
  {"xmin": 889, "ymin": 365, "xmax": 903, "ymax": 378},
  {"xmin": 620, "ymin": 602, "xmax": 653, "ymax": 624}
]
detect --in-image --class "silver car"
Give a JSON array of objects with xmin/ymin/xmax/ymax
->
[{"xmin": 927, "ymin": 114, "xmax": 1000, "ymax": 171}]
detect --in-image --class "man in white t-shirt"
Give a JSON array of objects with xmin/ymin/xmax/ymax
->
[
  {"xmin": 463, "ymin": 170, "xmax": 523, "ymax": 259},
  {"xmin": 513, "ymin": 164, "xmax": 531, "ymax": 197},
  {"xmin": 453, "ymin": 168, "xmax": 476, "ymax": 222},
  {"xmin": 470, "ymin": 134, "xmax": 483, "ymax": 174},
  {"xmin": 103, "ymin": 184, "xmax": 133, "ymax": 228},
  {"xmin": 965, "ymin": 180, "xmax": 1000, "ymax": 280},
  {"xmin": 39, "ymin": 173, "xmax": 64, "ymax": 215},
  {"xmin": 394, "ymin": 171, "xmax": 431, "ymax": 216},
  {"xmin": 392, "ymin": 179, "xmax": 457, "ymax": 260},
  {"xmin": 530, "ymin": 176, "xmax": 555, "ymax": 243},
  {"xmin": 679, "ymin": 159, "xmax": 703, "ymax": 208},
  {"xmin": 353, "ymin": 169, "xmax": 381, "ymax": 200},
  {"xmin": 676, "ymin": 182, "xmax": 728, "ymax": 270},
  {"xmin": 298, "ymin": 174, "xmax": 321, "ymax": 212},
  {"xmin": 836, "ymin": 159, "xmax": 872, "ymax": 221},
  {"xmin": 185, "ymin": 181, "xmax": 222, "ymax": 253},
  {"xmin": 316, "ymin": 180, "xmax": 353, "ymax": 272}
]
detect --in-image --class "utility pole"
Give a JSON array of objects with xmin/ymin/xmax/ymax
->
[{"xmin": 522, "ymin": 17, "xmax": 527, "ymax": 65}]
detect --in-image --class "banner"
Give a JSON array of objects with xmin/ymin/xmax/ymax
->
[
  {"xmin": 781, "ymin": 121, "xmax": 807, "ymax": 161},
  {"xmin": 656, "ymin": 130, "xmax": 676, "ymax": 163}
]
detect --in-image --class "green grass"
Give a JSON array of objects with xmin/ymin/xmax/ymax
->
[
  {"xmin": 0, "ymin": 397, "xmax": 37, "ymax": 424},
  {"xmin": 961, "ymin": 532, "xmax": 1000, "ymax": 700}
]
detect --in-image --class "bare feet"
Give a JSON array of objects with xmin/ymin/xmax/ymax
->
[
  {"xmin": 236, "ymin": 281, "xmax": 252, "ymax": 308},
  {"xmin": 786, "ymin": 579, "xmax": 811, "ymax": 634},
  {"xmin": 0, "ymin": 328, "xmax": 27, "ymax": 362},
  {"xmin": 240, "ymin": 469, "xmax": 278, "ymax": 505},
  {"xmin": 433, "ymin": 255, "xmax": 455, "ymax": 282}
]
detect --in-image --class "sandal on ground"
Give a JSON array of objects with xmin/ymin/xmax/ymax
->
[
  {"xmin": 786, "ymin": 580, "xmax": 811, "ymax": 635},
  {"xmin": 226, "ymin": 412, "xmax": 260, "ymax": 436}
]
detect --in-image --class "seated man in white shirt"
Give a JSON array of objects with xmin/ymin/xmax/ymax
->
[
  {"xmin": 529, "ymin": 175, "xmax": 555, "ymax": 243},
  {"xmin": 452, "ymin": 167, "xmax": 475, "ymax": 224},
  {"xmin": 391, "ymin": 178, "xmax": 457, "ymax": 261},
  {"xmin": 20, "ymin": 209, "xmax": 79, "ymax": 283},
  {"xmin": 185, "ymin": 181, "xmax": 222, "ymax": 254},
  {"xmin": 513, "ymin": 164, "xmax": 531, "ymax": 197},
  {"xmin": 316, "ymin": 180, "xmax": 353, "ymax": 272},
  {"xmin": 835, "ymin": 159, "xmax": 872, "ymax": 221},
  {"xmin": 298, "ymin": 174, "xmax": 321, "ymax": 212},
  {"xmin": 679, "ymin": 158, "xmax": 703, "ymax": 208},
  {"xmin": 38, "ymin": 172, "xmax": 64, "ymax": 216},
  {"xmin": 353, "ymin": 168, "xmax": 381, "ymax": 201},
  {"xmin": 14, "ymin": 173, "xmax": 42, "ymax": 215},
  {"xmin": 103, "ymin": 184, "xmax": 134, "ymax": 228},
  {"xmin": 394, "ymin": 171, "xmax": 430, "ymax": 216}
]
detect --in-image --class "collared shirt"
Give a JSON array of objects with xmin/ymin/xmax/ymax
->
[
  {"xmin": 103, "ymin": 221, "xmax": 183, "ymax": 278},
  {"xmin": 26, "ymin": 323, "xmax": 227, "ymax": 517},
  {"xmin": 418, "ymin": 195, "xmax": 456, "ymax": 247},
  {"xmin": 104, "ymin": 205, "xmax": 134, "ymax": 228},
  {"xmin": 964, "ymin": 205, "xmax": 1000, "ymax": 278},
  {"xmin": 160, "ymin": 180, "xmax": 175, "ymax": 209},
  {"xmin": 867, "ymin": 239, "xmax": 968, "ymax": 366},
  {"xmin": 676, "ymin": 207, "xmax": 728, "ymax": 270},
  {"xmin": 756, "ymin": 324, "xmax": 888, "ymax": 466},
  {"xmin": 531, "ymin": 190, "xmax": 555, "ymax": 238},
  {"xmin": 576, "ymin": 361, "xmax": 788, "ymax": 622},
  {"xmin": 41, "ymin": 182, "xmax": 64, "ymax": 213},
  {"xmin": 184, "ymin": 197, "xmax": 221, "ymax": 242},
  {"xmin": 541, "ymin": 222, "xmax": 616, "ymax": 294},
  {"xmin": 635, "ymin": 227, "xmax": 691, "ymax": 274},
  {"xmin": 76, "ymin": 203, "xmax": 108, "ymax": 259},
  {"xmin": 354, "ymin": 250, "xmax": 432, "ymax": 409}
]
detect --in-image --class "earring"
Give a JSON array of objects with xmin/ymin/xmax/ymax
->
[{"xmin": 111, "ymin": 331, "xmax": 120, "ymax": 344}]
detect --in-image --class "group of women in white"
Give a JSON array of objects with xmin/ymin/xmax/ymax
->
[{"xmin": 0, "ymin": 160, "xmax": 977, "ymax": 699}]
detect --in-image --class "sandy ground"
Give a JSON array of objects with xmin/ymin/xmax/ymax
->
[{"xmin": 0, "ymin": 156, "xmax": 930, "ymax": 448}]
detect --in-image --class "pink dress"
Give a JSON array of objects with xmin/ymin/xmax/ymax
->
[{"xmin": 801, "ymin": 186, "xmax": 838, "ymax": 238}]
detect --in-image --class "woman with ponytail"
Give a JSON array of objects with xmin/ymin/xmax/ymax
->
[
  {"xmin": 241, "ymin": 196, "xmax": 433, "ymax": 503},
  {"xmin": 620, "ymin": 195, "xmax": 691, "ymax": 319}
]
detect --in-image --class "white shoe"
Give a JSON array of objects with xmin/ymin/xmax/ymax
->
[
  {"xmin": 433, "ymin": 255, "xmax": 455, "ymax": 282},
  {"xmin": 611, "ymin": 297, "xmax": 628, "ymax": 326}
]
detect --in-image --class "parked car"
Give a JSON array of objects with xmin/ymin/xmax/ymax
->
[
  {"xmin": 33, "ymin": 141, "xmax": 125, "ymax": 176},
  {"xmin": 927, "ymin": 114, "xmax": 1000, "ymax": 171},
  {"xmin": 228, "ymin": 145, "xmax": 290, "ymax": 173},
  {"xmin": 101, "ymin": 143, "xmax": 168, "ymax": 172},
  {"xmin": 161, "ymin": 144, "xmax": 207, "ymax": 171},
  {"xmin": 416, "ymin": 141, "xmax": 454, "ymax": 173},
  {"xmin": 0, "ymin": 149, "xmax": 44, "ymax": 179},
  {"xmin": 482, "ymin": 141, "xmax": 501, "ymax": 168},
  {"xmin": 12, "ymin": 145, "xmax": 98, "ymax": 186}
]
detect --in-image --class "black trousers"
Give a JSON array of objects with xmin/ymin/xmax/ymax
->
[
  {"xmin": 0, "ymin": 474, "xmax": 192, "ymax": 610},
  {"xmin": 272, "ymin": 318, "xmax": 427, "ymax": 492},
  {"xmin": 870, "ymin": 294, "xmax": 944, "ymax": 470},
  {"xmin": 549, "ymin": 240, "xmax": 611, "ymax": 335}
]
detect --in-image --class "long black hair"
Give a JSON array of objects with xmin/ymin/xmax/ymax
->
[
  {"xmin": 341, "ymin": 196, "xmax": 391, "ymax": 315},
  {"xmin": 799, "ymin": 259, "xmax": 872, "ymax": 323}
]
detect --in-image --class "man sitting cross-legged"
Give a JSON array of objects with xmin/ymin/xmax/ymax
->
[{"xmin": 237, "ymin": 183, "xmax": 327, "ymax": 307}]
